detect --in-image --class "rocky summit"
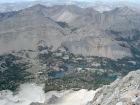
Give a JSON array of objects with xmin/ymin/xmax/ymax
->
[{"xmin": 91, "ymin": 69, "xmax": 140, "ymax": 105}]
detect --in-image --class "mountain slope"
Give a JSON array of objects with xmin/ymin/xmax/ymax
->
[
  {"xmin": 0, "ymin": 11, "xmax": 19, "ymax": 22},
  {"xmin": 91, "ymin": 69, "xmax": 140, "ymax": 105},
  {"xmin": 62, "ymin": 22, "xmax": 131, "ymax": 59},
  {"xmin": 103, "ymin": 6, "xmax": 138, "ymax": 15},
  {"xmin": 0, "ymin": 5, "xmax": 65, "ymax": 54},
  {"xmin": 101, "ymin": 6, "xmax": 140, "ymax": 34}
]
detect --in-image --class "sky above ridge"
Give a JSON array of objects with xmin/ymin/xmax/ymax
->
[{"xmin": 0, "ymin": 0, "xmax": 139, "ymax": 4}]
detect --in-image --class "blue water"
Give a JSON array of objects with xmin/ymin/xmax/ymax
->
[
  {"xmin": 54, "ymin": 64, "xmax": 72, "ymax": 78},
  {"xmin": 108, "ymin": 76, "xmax": 118, "ymax": 81}
]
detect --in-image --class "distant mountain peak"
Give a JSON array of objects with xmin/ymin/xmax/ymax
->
[
  {"xmin": 0, "ymin": 0, "xmax": 140, "ymax": 13},
  {"xmin": 26, "ymin": 4, "xmax": 48, "ymax": 14},
  {"xmin": 103, "ymin": 6, "xmax": 136, "ymax": 16},
  {"xmin": 115, "ymin": 6, "xmax": 130, "ymax": 11},
  {"xmin": 64, "ymin": 4, "xmax": 81, "ymax": 9},
  {"xmin": 30, "ymin": 4, "xmax": 46, "ymax": 9}
]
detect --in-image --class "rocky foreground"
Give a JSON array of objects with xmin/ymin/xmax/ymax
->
[
  {"xmin": 0, "ymin": 83, "xmax": 96, "ymax": 105},
  {"xmin": 1, "ymin": 69, "xmax": 140, "ymax": 105},
  {"xmin": 91, "ymin": 69, "xmax": 140, "ymax": 105}
]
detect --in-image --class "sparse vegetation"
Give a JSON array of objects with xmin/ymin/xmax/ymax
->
[
  {"xmin": 0, "ymin": 54, "xmax": 32, "ymax": 91},
  {"xmin": 1, "ymin": 45, "xmax": 140, "ymax": 92},
  {"xmin": 71, "ymin": 28, "xmax": 78, "ymax": 32},
  {"xmin": 57, "ymin": 21, "xmax": 69, "ymax": 28}
]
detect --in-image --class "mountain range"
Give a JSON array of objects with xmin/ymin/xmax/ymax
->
[
  {"xmin": 0, "ymin": 4, "xmax": 140, "ymax": 59},
  {"xmin": 0, "ymin": 0, "xmax": 140, "ymax": 13},
  {"xmin": 2, "ymin": 4, "xmax": 140, "ymax": 59}
]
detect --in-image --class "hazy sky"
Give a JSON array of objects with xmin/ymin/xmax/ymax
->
[{"xmin": 0, "ymin": 0, "xmax": 140, "ymax": 4}]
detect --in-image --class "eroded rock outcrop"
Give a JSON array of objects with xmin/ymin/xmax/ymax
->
[
  {"xmin": 91, "ymin": 69, "xmax": 140, "ymax": 105},
  {"xmin": 63, "ymin": 22, "xmax": 131, "ymax": 59}
]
